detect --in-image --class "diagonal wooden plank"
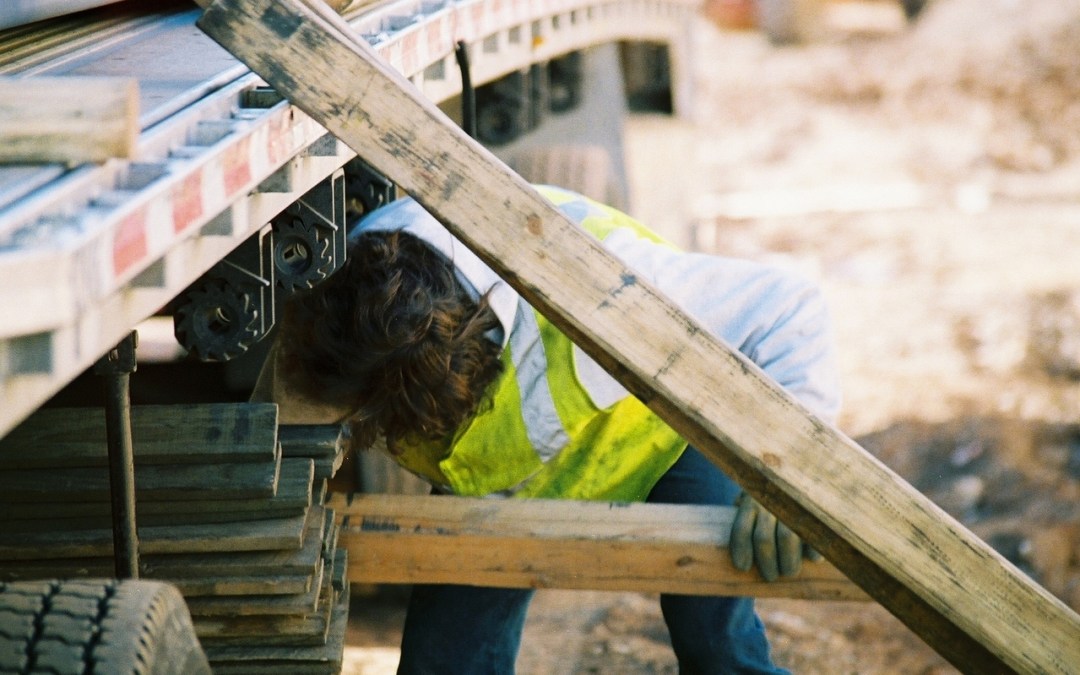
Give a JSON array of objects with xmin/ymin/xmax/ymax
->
[
  {"xmin": 330, "ymin": 493, "xmax": 866, "ymax": 600},
  {"xmin": 194, "ymin": 2, "xmax": 1080, "ymax": 672}
]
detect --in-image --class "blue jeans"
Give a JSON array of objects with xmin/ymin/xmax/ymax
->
[{"xmin": 397, "ymin": 448, "xmax": 789, "ymax": 674}]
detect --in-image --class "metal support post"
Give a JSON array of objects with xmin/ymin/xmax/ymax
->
[
  {"xmin": 454, "ymin": 40, "xmax": 476, "ymax": 138},
  {"xmin": 93, "ymin": 331, "xmax": 140, "ymax": 578}
]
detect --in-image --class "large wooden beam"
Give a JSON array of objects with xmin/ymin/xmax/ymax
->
[
  {"xmin": 0, "ymin": 403, "xmax": 279, "ymax": 469},
  {"xmin": 0, "ymin": 76, "xmax": 138, "ymax": 164},
  {"xmin": 195, "ymin": 2, "xmax": 1080, "ymax": 672},
  {"xmin": 331, "ymin": 493, "xmax": 866, "ymax": 600}
]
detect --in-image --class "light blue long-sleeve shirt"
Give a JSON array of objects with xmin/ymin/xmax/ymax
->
[{"xmin": 355, "ymin": 188, "xmax": 842, "ymax": 426}]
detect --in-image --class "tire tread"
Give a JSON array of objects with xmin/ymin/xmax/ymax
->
[{"xmin": 0, "ymin": 579, "xmax": 209, "ymax": 675}]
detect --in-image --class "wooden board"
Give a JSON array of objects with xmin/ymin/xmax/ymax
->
[
  {"xmin": 310, "ymin": 455, "xmax": 341, "ymax": 482},
  {"xmin": 280, "ymin": 424, "xmax": 346, "ymax": 480},
  {"xmin": 0, "ymin": 457, "xmax": 280, "ymax": 502},
  {"xmin": 278, "ymin": 425, "xmax": 343, "ymax": 458},
  {"xmin": 194, "ymin": 2, "xmax": 1080, "ymax": 671},
  {"xmin": 196, "ymin": 550, "xmax": 342, "ymax": 642},
  {"xmin": 203, "ymin": 551, "xmax": 349, "ymax": 674},
  {"xmin": 0, "ymin": 76, "xmax": 138, "ymax": 164},
  {"xmin": 0, "ymin": 403, "xmax": 278, "ymax": 469},
  {"xmin": 170, "ymin": 573, "xmax": 314, "ymax": 598},
  {"xmin": 0, "ymin": 558, "xmax": 115, "ymax": 583},
  {"xmin": 0, "ymin": 458, "xmax": 312, "ymax": 524},
  {"xmin": 0, "ymin": 545, "xmax": 318, "ymax": 584},
  {"xmin": 186, "ymin": 558, "xmax": 324, "ymax": 617},
  {"xmin": 0, "ymin": 506, "xmax": 326, "ymax": 582},
  {"xmin": 319, "ymin": 508, "xmax": 339, "ymax": 561},
  {"xmin": 143, "ymin": 506, "xmax": 328, "ymax": 579},
  {"xmin": 195, "ymin": 607, "xmax": 331, "ymax": 643},
  {"xmin": 331, "ymin": 493, "xmax": 865, "ymax": 601},
  {"xmin": 0, "ymin": 511, "xmax": 308, "ymax": 560}
]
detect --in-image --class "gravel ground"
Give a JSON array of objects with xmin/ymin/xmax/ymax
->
[{"xmin": 344, "ymin": 0, "xmax": 1080, "ymax": 671}]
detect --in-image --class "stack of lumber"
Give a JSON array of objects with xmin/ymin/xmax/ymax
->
[{"xmin": 0, "ymin": 403, "xmax": 350, "ymax": 674}]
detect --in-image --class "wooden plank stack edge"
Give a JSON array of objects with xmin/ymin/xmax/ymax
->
[{"xmin": 0, "ymin": 403, "xmax": 350, "ymax": 674}]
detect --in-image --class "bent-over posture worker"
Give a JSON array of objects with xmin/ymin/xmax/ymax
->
[{"xmin": 254, "ymin": 185, "xmax": 842, "ymax": 674}]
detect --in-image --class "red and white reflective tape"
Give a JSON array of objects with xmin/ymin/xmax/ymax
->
[
  {"xmin": 103, "ymin": 106, "xmax": 328, "ymax": 289},
  {"xmin": 370, "ymin": 0, "xmax": 698, "ymax": 75}
]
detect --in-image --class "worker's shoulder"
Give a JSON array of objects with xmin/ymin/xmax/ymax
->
[{"xmin": 678, "ymin": 251, "xmax": 829, "ymax": 312}]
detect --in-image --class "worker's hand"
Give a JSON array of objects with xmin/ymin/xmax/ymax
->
[{"xmin": 730, "ymin": 491, "xmax": 821, "ymax": 581}]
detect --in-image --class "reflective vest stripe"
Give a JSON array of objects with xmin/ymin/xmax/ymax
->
[{"xmin": 508, "ymin": 297, "xmax": 570, "ymax": 461}]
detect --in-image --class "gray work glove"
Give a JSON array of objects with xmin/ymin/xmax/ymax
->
[{"xmin": 730, "ymin": 491, "xmax": 822, "ymax": 581}]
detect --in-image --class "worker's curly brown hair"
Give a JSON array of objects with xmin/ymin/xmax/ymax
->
[{"xmin": 278, "ymin": 229, "xmax": 504, "ymax": 453}]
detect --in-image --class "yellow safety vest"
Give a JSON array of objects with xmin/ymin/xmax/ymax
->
[{"xmin": 392, "ymin": 186, "xmax": 688, "ymax": 501}]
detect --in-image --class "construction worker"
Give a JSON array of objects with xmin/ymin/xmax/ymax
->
[{"xmin": 256, "ymin": 185, "xmax": 841, "ymax": 674}]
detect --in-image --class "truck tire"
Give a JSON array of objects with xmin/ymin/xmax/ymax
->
[{"xmin": 0, "ymin": 579, "xmax": 209, "ymax": 675}]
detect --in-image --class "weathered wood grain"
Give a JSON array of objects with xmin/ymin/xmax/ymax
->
[
  {"xmin": 202, "ymin": 551, "xmax": 349, "ymax": 672},
  {"xmin": 194, "ymin": 1, "xmax": 1080, "ymax": 671},
  {"xmin": 0, "ymin": 460, "xmax": 280, "ymax": 502},
  {"xmin": 0, "ymin": 403, "xmax": 278, "ymax": 469},
  {"xmin": 195, "ymin": 608, "xmax": 331, "ymax": 644},
  {"xmin": 169, "ymin": 573, "xmax": 314, "ymax": 598},
  {"xmin": 142, "ymin": 506, "xmax": 327, "ymax": 579},
  {"xmin": 0, "ymin": 511, "xmax": 308, "ymax": 560},
  {"xmin": 186, "ymin": 559, "xmax": 324, "ymax": 617},
  {"xmin": 196, "ymin": 551, "xmax": 340, "ymax": 642},
  {"xmin": 279, "ymin": 424, "xmax": 347, "ymax": 480},
  {"xmin": 0, "ymin": 458, "xmax": 312, "ymax": 524},
  {"xmin": 0, "ymin": 503, "xmax": 330, "ymax": 607},
  {"xmin": 331, "ymin": 493, "xmax": 865, "ymax": 600},
  {"xmin": 279, "ymin": 424, "xmax": 343, "ymax": 458}
]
